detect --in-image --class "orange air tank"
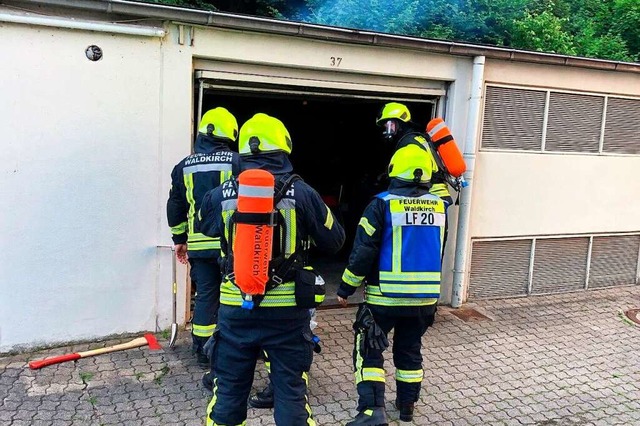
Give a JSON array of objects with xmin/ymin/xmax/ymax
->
[
  {"xmin": 233, "ymin": 169, "xmax": 275, "ymax": 296},
  {"xmin": 426, "ymin": 118, "xmax": 466, "ymax": 177}
]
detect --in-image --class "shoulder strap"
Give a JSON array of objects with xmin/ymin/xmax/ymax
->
[
  {"xmin": 267, "ymin": 173, "xmax": 305, "ymax": 286},
  {"xmin": 273, "ymin": 173, "xmax": 301, "ymax": 205}
]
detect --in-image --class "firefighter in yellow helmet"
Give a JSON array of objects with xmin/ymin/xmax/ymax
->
[
  {"xmin": 166, "ymin": 107, "xmax": 240, "ymax": 365},
  {"xmin": 376, "ymin": 102, "xmax": 453, "ymax": 204},
  {"xmin": 198, "ymin": 113, "xmax": 345, "ymax": 426},
  {"xmin": 337, "ymin": 144, "xmax": 450, "ymax": 425}
]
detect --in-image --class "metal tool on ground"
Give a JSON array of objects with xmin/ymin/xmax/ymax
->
[
  {"xmin": 28, "ymin": 334, "xmax": 161, "ymax": 370},
  {"xmin": 169, "ymin": 246, "xmax": 179, "ymax": 348}
]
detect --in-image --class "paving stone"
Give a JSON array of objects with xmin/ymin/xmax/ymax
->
[{"xmin": 1, "ymin": 286, "xmax": 639, "ymax": 425}]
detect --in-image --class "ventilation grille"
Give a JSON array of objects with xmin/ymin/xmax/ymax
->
[
  {"xmin": 481, "ymin": 86, "xmax": 545, "ymax": 151},
  {"xmin": 469, "ymin": 234, "xmax": 640, "ymax": 300},
  {"xmin": 468, "ymin": 240, "xmax": 531, "ymax": 299},
  {"xmin": 532, "ymin": 238, "xmax": 589, "ymax": 294},
  {"xmin": 603, "ymin": 98, "xmax": 640, "ymax": 154},
  {"xmin": 482, "ymin": 85, "xmax": 640, "ymax": 156},
  {"xmin": 546, "ymin": 93, "xmax": 603, "ymax": 153},
  {"xmin": 589, "ymin": 235, "xmax": 640, "ymax": 288}
]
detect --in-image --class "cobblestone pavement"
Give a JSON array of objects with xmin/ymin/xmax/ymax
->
[{"xmin": 2, "ymin": 286, "xmax": 639, "ymax": 425}]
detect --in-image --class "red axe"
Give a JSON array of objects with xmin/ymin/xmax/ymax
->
[{"xmin": 28, "ymin": 333, "xmax": 161, "ymax": 370}]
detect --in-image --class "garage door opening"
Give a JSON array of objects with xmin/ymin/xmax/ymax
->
[{"xmin": 198, "ymin": 84, "xmax": 439, "ymax": 306}]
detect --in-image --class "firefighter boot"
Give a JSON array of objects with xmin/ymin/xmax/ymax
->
[
  {"xmin": 201, "ymin": 371, "xmax": 214, "ymax": 392},
  {"xmin": 248, "ymin": 382, "xmax": 274, "ymax": 409},
  {"xmin": 395, "ymin": 400, "xmax": 415, "ymax": 422},
  {"xmin": 346, "ymin": 407, "xmax": 389, "ymax": 426}
]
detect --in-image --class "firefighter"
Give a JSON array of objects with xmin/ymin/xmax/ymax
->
[
  {"xmin": 198, "ymin": 113, "xmax": 345, "ymax": 426},
  {"xmin": 246, "ymin": 309, "xmax": 321, "ymax": 409},
  {"xmin": 376, "ymin": 102, "xmax": 453, "ymax": 205},
  {"xmin": 166, "ymin": 107, "xmax": 240, "ymax": 365},
  {"xmin": 337, "ymin": 144, "xmax": 450, "ymax": 425}
]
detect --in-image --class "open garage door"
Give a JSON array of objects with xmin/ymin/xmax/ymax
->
[{"xmin": 193, "ymin": 63, "xmax": 446, "ymax": 307}]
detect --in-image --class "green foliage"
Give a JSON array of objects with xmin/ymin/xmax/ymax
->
[
  {"xmin": 612, "ymin": 0, "xmax": 640, "ymax": 59},
  {"xmin": 511, "ymin": 6, "xmax": 576, "ymax": 55},
  {"xmin": 148, "ymin": 0, "xmax": 639, "ymax": 61}
]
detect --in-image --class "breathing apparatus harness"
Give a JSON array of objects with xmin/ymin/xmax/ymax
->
[{"xmin": 225, "ymin": 173, "xmax": 308, "ymax": 309}]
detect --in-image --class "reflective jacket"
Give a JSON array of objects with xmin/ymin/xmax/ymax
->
[
  {"xmin": 338, "ymin": 179, "xmax": 450, "ymax": 310},
  {"xmin": 166, "ymin": 134, "xmax": 240, "ymax": 258},
  {"xmin": 198, "ymin": 152, "xmax": 345, "ymax": 308}
]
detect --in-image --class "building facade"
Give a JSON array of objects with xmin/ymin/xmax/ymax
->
[{"xmin": 0, "ymin": 0, "xmax": 638, "ymax": 352}]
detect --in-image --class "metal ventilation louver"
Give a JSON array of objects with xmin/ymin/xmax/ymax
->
[
  {"xmin": 469, "ymin": 240, "xmax": 531, "ymax": 299},
  {"xmin": 532, "ymin": 237, "xmax": 589, "ymax": 294},
  {"xmin": 603, "ymin": 98, "xmax": 640, "ymax": 154},
  {"xmin": 545, "ymin": 92, "xmax": 603, "ymax": 153},
  {"xmin": 589, "ymin": 235, "xmax": 640, "ymax": 288},
  {"xmin": 482, "ymin": 86, "xmax": 545, "ymax": 151}
]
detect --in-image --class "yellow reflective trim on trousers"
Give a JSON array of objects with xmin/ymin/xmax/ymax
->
[
  {"xmin": 324, "ymin": 206, "xmax": 334, "ymax": 230},
  {"xmin": 315, "ymin": 294, "xmax": 325, "ymax": 304},
  {"xmin": 184, "ymin": 173, "xmax": 196, "ymax": 235},
  {"xmin": 342, "ymin": 268, "xmax": 363, "ymax": 287},
  {"xmin": 171, "ymin": 222, "xmax": 187, "ymax": 235},
  {"xmin": 264, "ymin": 350, "xmax": 271, "ymax": 373},
  {"xmin": 207, "ymin": 375, "xmax": 247, "ymax": 426},
  {"xmin": 361, "ymin": 367, "xmax": 386, "ymax": 383},
  {"xmin": 354, "ymin": 332, "xmax": 365, "ymax": 384},
  {"xmin": 358, "ymin": 217, "xmax": 376, "ymax": 236},
  {"xmin": 302, "ymin": 371, "xmax": 316, "ymax": 426},
  {"xmin": 192, "ymin": 323, "xmax": 216, "ymax": 337},
  {"xmin": 206, "ymin": 376, "xmax": 217, "ymax": 426},
  {"xmin": 396, "ymin": 369, "xmax": 423, "ymax": 383}
]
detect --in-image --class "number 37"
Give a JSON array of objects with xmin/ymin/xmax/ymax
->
[{"xmin": 330, "ymin": 57, "xmax": 342, "ymax": 67}]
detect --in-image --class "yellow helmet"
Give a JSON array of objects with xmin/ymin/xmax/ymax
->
[
  {"xmin": 388, "ymin": 144, "xmax": 434, "ymax": 183},
  {"xmin": 376, "ymin": 102, "xmax": 411, "ymax": 125},
  {"xmin": 238, "ymin": 113, "xmax": 292, "ymax": 156},
  {"xmin": 198, "ymin": 107, "xmax": 238, "ymax": 141}
]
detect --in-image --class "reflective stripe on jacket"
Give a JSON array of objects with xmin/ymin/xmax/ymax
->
[
  {"xmin": 166, "ymin": 136, "xmax": 240, "ymax": 258},
  {"xmin": 198, "ymin": 168, "xmax": 345, "ymax": 308},
  {"xmin": 339, "ymin": 179, "xmax": 449, "ymax": 308}
]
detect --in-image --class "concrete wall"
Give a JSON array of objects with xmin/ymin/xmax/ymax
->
[
  {"xmin": 470, "ymin": 61, "xmax": 640, "ymax": 240},
  {"xmin": 0, "ymin": 21, "xmax": 184, "ymax": 352}
]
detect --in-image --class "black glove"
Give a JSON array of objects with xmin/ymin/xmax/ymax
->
[{"xmin": 354, "ymin": 304, "xmax": 389, "ymax": 353}]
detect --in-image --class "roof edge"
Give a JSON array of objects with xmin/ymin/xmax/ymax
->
[{"xmin": 6, "ymin": 0, "xmax": 640, "ymax": 74}]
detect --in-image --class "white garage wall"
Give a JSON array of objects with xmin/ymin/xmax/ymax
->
[
  {"xmin": 472, "ymin": 153, "xmax": 640, "ymax": 237},
  {"xmin": 470, "ymin": 62, "xmax": 640, "ymax": 240},
  {"xmin": 0, "ymin": 22, "xmax": 168, "ymax": 352}
]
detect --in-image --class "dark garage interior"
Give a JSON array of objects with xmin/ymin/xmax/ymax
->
[{"xmin": 198, "ymin": 84, "xmax": 438, "ymax": 306}]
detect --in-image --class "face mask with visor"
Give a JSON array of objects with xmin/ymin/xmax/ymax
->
[{"xmin": 382, "ymin": 120, "xmax": 399, "ymax": 140}]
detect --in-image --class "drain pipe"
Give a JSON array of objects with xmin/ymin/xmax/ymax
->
[
  {"xmin": 0, "ymin": 11, "xmax": 166, "ymax": 37},
  {"xmin": 451, "ymin": 56, "xmax": 485, "ymax": 308}
]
